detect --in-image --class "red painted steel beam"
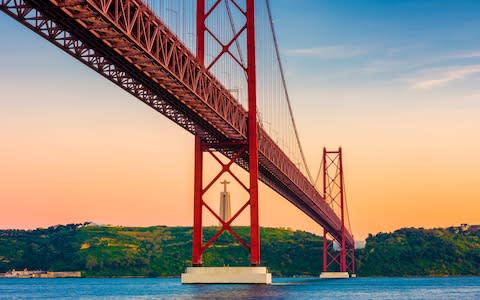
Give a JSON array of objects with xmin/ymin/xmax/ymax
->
[
  {"xmin": 191, "ymin": 0, "xmax": 205, "ymax": 268},
  {"xmin": 192, "ymin": 138, "xmax": 203, "ymax": 266},
  {"xmin": 323, "ymin": 229, "xmax": 327, "ymax": 272},
  {"xmin": 246, "ymin": 0, "xmax": 260, "ymax": 266},
  {"xmin": 339, "ymin": 148, "xmax": 347, "ymax": 272},
  {"xmin": 322, "ymin": 148, "xmax": 355, "ymax": 274}
]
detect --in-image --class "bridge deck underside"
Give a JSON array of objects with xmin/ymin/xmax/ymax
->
[{"xmin": 0, "ymin": 0, "xmax": 353, "ymax": 247}]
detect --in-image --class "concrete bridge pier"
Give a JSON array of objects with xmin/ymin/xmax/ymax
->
[
  {"xmin": 181, "ymin": 267, "xmax": 272, "ymax": 284},
  {"xmin": 319, "ymin": 272, "xmax": 350, "ymax": 279}
]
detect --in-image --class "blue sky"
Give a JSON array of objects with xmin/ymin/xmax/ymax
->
[
  {"xmin": 268, "ymin": 0, "xmax": 480, "ymax": 153},
  {"xmin": 272, "ymin": 0, "xmax": 480, "ymax": 93},
  {"xmin": 2, "ymin": 1, "xmax": 479, "ymax": 113}
]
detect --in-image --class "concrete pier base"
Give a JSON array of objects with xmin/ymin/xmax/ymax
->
[
  {"xmin": 319, "ymin": 272, "xmax": 350, "ymax": 279},
  {"xmin": 181, "ymin": 267, "xmax": 272, "ymax": 284}
]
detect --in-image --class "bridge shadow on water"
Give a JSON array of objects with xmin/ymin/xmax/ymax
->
[{"xmin": 184, "ymin": 277, "xmax": 331, "ymax": 299}]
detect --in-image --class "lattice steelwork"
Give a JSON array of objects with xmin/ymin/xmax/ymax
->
[
  {"xmin": 143, "ymin": 0, "xmax": 313, "ymax": 182},
  {"xmin": 322, "ymin": 148, "xmax": 355, "ymax": 274}
]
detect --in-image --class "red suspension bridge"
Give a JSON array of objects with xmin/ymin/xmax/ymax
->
[{"xmin": 1, "ymin": 0, "xmax": 355, "ymax": 282}]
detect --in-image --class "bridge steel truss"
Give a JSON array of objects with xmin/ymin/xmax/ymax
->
[
  {"xmin": 0, "ymin": 0, "xmax": 354, "ymax": 269},
  {"xmin": 322, "ymin": 148, "xmax": 355, "ymax": 274}
]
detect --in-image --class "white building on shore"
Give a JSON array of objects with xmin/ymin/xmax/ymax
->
[{"xmin": 0, "ymin": 269, "xmax": 81, "ymax": 278}]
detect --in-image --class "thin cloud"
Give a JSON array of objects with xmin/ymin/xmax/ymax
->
[
  {"xmin": 446, "ymin": 51, "xmax": 480, "ymax": 60},
  {"xmin": 384, "ymin": 43, "xmax": 425, "ymax": 56},
  {"xmin": 286, "ymin": 46, "xmax": 366, "ymax": 59},
  {"xmin": 462, "ymin": 91, "xmax": 480, "ymax": 100},
  {"xmin": 358, "ymin": 60, "xmax": 405, "ymax": 74},
  {"xmin": 412, "ymin": 65, "xmax": 480, "ymax": 89}
]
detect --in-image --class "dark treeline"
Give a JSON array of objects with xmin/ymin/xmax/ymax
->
[
  {"xmin": 356, "ymin": 226, "xmax": 480, "ymax": 276},
  {"xmin": 0, "ymin": 224, "xmax": 478, "ymax": 277}
]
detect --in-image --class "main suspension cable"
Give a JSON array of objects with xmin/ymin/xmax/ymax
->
[{"xmin": 265, "ymin": 0, "xmax": 314, "ymax": 184}]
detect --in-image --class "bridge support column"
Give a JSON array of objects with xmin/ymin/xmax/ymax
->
[
  {"xmin": 183, "ymin": 141, "xmax": 271, "ymax": 284},
  {"xmin": 192, "ymin": 136, "xmax": 203, "ymax": 266},
  {"xmin": 320, "ymin": 148, "xmax": 355, "ymax": 278},
  {"xmin": 183, "ymin": 0, "xmax": 269, "ymax": 284},
  {"xmin": 322, "ymin": 228, "xmax": 327, "ymax": 272},
  {"xmin": 246, "ymin": 0, "xmax": 260, "ymax": 267}
]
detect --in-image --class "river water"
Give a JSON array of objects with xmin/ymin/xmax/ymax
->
[{"xmin": 0, "ymin": 277, "xmax": 479, "ymax": 299}]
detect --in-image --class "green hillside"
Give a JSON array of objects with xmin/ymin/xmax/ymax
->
[
  {"xmin": 0, "ymin": 224, "xmax": 322, "ymax": 277},
  {"xmin": 0, "ymin": 224, "xmax": 478, "ymax": 277},
  {"xmin": 356, "ymin": 226, "xmax": 480, "ymax": 276}
]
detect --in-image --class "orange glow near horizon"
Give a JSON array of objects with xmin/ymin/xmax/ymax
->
[{"xmin": 1, "ymin": 72, "xmax": 479, "ymax": 240}]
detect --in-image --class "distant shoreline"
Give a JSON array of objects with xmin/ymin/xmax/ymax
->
[
  {"xmin": 3, "ymin": 275, "xmax": 480, "ymax": 279},
  {"xmin": 1, "ymin": 224, "xmax": 478, "ymax": 277}
]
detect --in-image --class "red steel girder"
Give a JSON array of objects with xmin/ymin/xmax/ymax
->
[
  {"xmin": 322, "ymin": 148, "xmax": 355, "ymax": 274},
  {"xmin": 322, "ymin": 229, "xmax": 355, "ymax": 274},
  {"xmin": 0, "ymin": 0, "xmax": 218, "ymax": 142},
  {"xmin": 200, "ymin": 147, "xmax": 251, "ymax": 251},
  {"xmin": 192, "ymin": 142, "xmax": 253, "ymax": 266},
  {"xmin": 193, "ymin": 0, "xmax": 259, "ymax": 266}
]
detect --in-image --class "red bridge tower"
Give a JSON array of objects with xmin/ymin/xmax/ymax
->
[
  {"xmin": 190, "ymin": 0, "xmax": 262, "ymax": 271},
  {"xmin": 321, "ymin": 148, "xmax": 355, "ymax": 278}
]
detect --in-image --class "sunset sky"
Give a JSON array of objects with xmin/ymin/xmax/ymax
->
[{"xmin": 1, "ymin": 0, "xmax": 479, "ymax": 241}]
